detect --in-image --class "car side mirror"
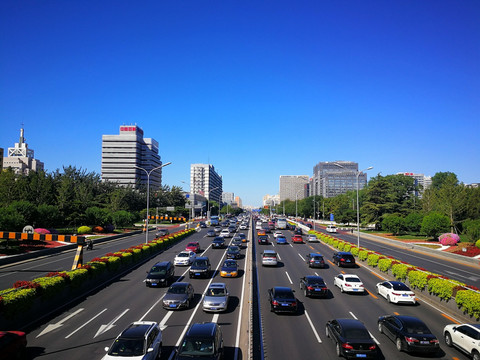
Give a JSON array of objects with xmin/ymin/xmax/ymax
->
[
  {"xmin": 453, "ymin": 327, "xmax": 457, "ymax": 332},
  {"xmin": 147, "ymin": 347, "xmax": 154, "ymax": 353},
  {"xmin": 104, "ymin": 347, "xmax": 109, "ymax": 352}
]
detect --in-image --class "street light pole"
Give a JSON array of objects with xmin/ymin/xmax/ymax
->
[
  {"xmin": 135, "ymin": 162, "xmax": 172, "ymax": 244},
  {"xmin": 356, "ymin": 166, "xmax": 373, "ymax": 249}
]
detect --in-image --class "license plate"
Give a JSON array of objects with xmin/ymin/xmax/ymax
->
[
  {"xmin": 353, "ymin": 289, "xmax": 358, "ymax": 291},
  {"xmin": 281, "ymin": 303, "xmax": 288, "ymax": 306},
  {"xmin": 402, "ymin": 294, "xmax": 408, "ymax": 297},
  {"xmin": 169, "ymin": 304, "xmax": 176, "ymax": 308},
  {"xmin": 225, "ymin": 274, "xmax": 231, "ymax": 276},
  {"xmin": 210, "ymin": 308, "xmax": 217, "ymax": 310},
  {"xmin": 195, "ymin": 273, "xmax": 200, "ymax": 276},
  {"xmin": 420, "ymin": 341, "xmax": 429, "ymax": 345},
  {"xmin": 356, "ymin": 355, "xmax": 366, "ymax": 358},
  {"xmin": 151, "ymin": 283, "xmax": 157, "ymax": 286}
]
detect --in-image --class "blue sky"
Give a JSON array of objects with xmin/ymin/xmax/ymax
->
[{"xmin": 1, "ymin": 1, "xmax": 479, "ymax": 207}]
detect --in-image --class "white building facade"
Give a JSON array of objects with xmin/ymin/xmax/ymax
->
[
  {"xmin": 279, "ymin": 175, "xmax": 309, "ymax": 202},
  {"xmin": 101, "ymin": 125, "xmax": 163, "ymax": 189},
  {"xmin": 3, "ymin": 128, "xmax": 44, "ymax": 175},
  {"xmin": 190, "ymin": 164, "xmax": 223, "ymax": 204}
]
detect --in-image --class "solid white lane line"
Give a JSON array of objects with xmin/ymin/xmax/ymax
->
[
  {"xmin": 65, "ymin": 308, "xmax": 107, "ymax": 339},
  {"xmin": 139, "ymin": 293, "xmax": 166, "ymax": 321},
  {"xmin": 349, "ymin": 311, "xmax": 380, "ymax": 345},
  {"xmin": 298, "ymin": 253, "xmax": 305, "ymax": 261},
  {"xmin": 234, "ymin": 230, "xmax": 249, "ymax": 360},
  {"xmin": 285, "ymin": 271, "xmax": 293, "ymax": 285},
  {"xmin": 277, "ymin": 253, "xmax": 282, "ymax": 261},
  {"xmin": 159, "ymin": 310, "xmax": 174, "ymax": 331},
  {"xmin": 305, "ymin": 310, "xmax": 322, "ymax": 343}
]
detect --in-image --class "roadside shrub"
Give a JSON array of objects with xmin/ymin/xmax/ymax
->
[
  {"xmin": 408, "ymin": 270, "xmax": 430, "ymax": 290},
  {"xmin": 337, "ymin": 242, "xmax": 345, "ymax": 251},
  {"xmin": 456, "ymin": 290, "xmax": 480, "ymax": 319},
  {"xmin": 93, "ymin": 226, "xmax": 104, "ymax": 233},
  {"xmin": 34, "ymin": 276, "xmax": 66, "ymax": 299},
  {"xmin": 367, "ymin": 253, "xmax": 381, "ymax": 267},
  {"xmin": 378, "ymin": 258, "xmax": 393, "ymax": 273},
  {"xmin": 344, "ymin": 243, "xmax": 352, "ymax": 252},
  {"xmin": 427, "ymin": 277, "xmax": 463, "ymax": 300},
  {"xmin": 476, "ymin": 239, "xmax": 480, "ymax": 249},
  {"xmin": 439, "ymin": 233, "xmax": 460, "ymax": 246},
  {"xmin": 391, "ymin": 263, "xmax": 410, "ymax": 280},
  {"xmin": 332, "ymin": 240, "xmax": 339, "ymax": 248},
  {"xmin": 65, "ymin": 268, "xmax": 89, "ymax": 287},
  {"xmin": 358, "ymin": 250, "xmax": 369, "ymax": 261},
  {"xmin": 350, "ymin": 247, "xmax": 359, "ymax": 256},
  {"xmin": 77, "ymin": 226, "xmax": 92, "ymax": 234},
  {"xmin": 0, "ymin": 288, "xmax": 37, "ymax": 318}
]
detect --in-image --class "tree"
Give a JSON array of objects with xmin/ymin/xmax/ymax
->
[
  {"xmin": 112, "ymin": 210, "xmax": 136, "ymax": 228},
  {"xmin": 404, "ymin": 212, "xmax": 423, "ymax": 234},
  {"xmin": 421, "ymin": 212, "xmax": 450, "ymax": 239},
  {"xmin": 431, "ymin": 172, "xmax": 458, "ymax": 189},
  {"xmin": 85, "ymin": 207, "xmax": 112, "ymax": 227},
  {"xmin": 462, "ymin": 219, "xmax": 480, "ymax": 243},
  {"xmin": 36, "ymin": 204, "xmax": 61, "ymax": 228},
  {"xmin": 382, "ymin": 214, "xmax": 404, "ymax": 235}
]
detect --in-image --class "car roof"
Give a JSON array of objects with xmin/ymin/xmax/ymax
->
[
  {"xmin": 335, "ymin": 318, "xmax": 366, "ymax": 329},
  {"xmin": 121, "ymin": 322, "xmax": 155, "ymax": 338},
  {"xmin": 195, "ymin": 256, "xmax": 209, "ymax": 261},
  {"xmin": 153, "ymin": 261, "xmax": 171, "ymax": 267},
  {"xmin": 393, "ymin": 315, "xmax": 427, "ymax": 326},
  {"xmin": 209, "ymin": 283, "xmax": 226, "ymax": 289},
  {"xmin": 186, "ymin": 322, "xmax": 217, "ymax": 337},
  {"xmin": 305, "ymin": 275, "xmax": 324, "ymax": 281},
  {"xmin": 171, "ymin": 282, "xmax": 190, "ymax": 287},
  {"xmin": 273, "ymin": 286, "xmax": 293, "ymax": 292},
  {"xmin": 336, "ymin": 251, "xmax": 353, "ymax": 255},
  {"xmin": 308, "ymin": 252, "xmax": 323, "ymax": 256},
  {"xmin": 343, "ymin": 274, "xmax": 360, "ymax": 278}
]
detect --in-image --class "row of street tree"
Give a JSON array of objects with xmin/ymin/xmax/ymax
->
[{"xmin": 270, "ymin": 172, "xmax": 480, "ymax": 240}]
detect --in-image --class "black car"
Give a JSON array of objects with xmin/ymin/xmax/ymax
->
[
  {"xmin": 332, "ymin": 251, "xmax": 356, "ymax": 268},
  {"xmin": 268, "ymin": 286, "xmax": 297, "ymax": 314},
  {"xmin": 206, "ymin": 229, "xmax": 216, "ymax": 237},
  {"xmin": 226, "ymin": 245, "xmax": 241, "ymax": 259},
  {"xmin": 176, "ymin": 322, "xmax": 223, "ymax": 360},
  {"xmin": 156, "ymin": 228, "xmax": 170, "ymax": 237},
  {"xmin": 189, "ymin": 257, "xmax": 211, "ymax": 278},
  {"xmin": 145, "ymin": 261, "xmax": 175, "ymax": 287},
  {"xmin": 231, "ymin": 237, "xmax": 243, "ymax": 248},
  {"xmin": 212, "ymin": 237, "xmax": 226, "ymax": 249},
  {"xmin": 326, "ymin": 318, "xmax": 377, "ymax": 359},
  {"xmin": 294, "ymin": 227, "xmax": 303, "ymax": 235},
  {"xmin": 299, "ymin": 275, "xmax": 328, "ymax": 297},
  {"xmin": 378, "ymin": 315, "xmax": 440, "ymax": 354},
  {"xmin": 306, "ymin": 253, "xmax": 326, "ymax": 268},
  {"xmin": 258, "ymin": 235, "xmax": 268, "ymax": 245},
  {"xmin": 199, "ymin": 221, "xmax": 207, "ymax": 228}
]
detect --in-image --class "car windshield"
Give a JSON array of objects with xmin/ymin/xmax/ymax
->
[
  {"xmin": 208, "ymin": 287, "xmax": 226, "ymax": 296},
  {"xmin": 343, "ymin": 328, "xmax": 371, "ymax": 339},
  {"xmin": 179, "ymin": 338, "xmax": 214, "ymax": 356},
  {"xmin": 109, "ymin": 338, "xmax": 145, "ymax": 356},
  {"xmin": 228, "ymin": 246, "xmax": 239, "ymax": 252},
  {"xmin": 194, "ymin": 260, "xmax": 208, "ymax": 267},
  {"xmin": 187, "ymin": 243, "xmax": 197, "ymax": 247},
  {"xmin": 403, "ymin": 321, "xmax": 431, "ymax": 334},
  {"xmin": 308, "ymin": 279, "xmax": 325, "ymax": 286},
  {"xmin": 177, "ymin": 253, "xmax": 189, "ymax": 258},
  {"xmin": 392, "ymin": 283, "xmax": 411, "ymax": 291},
  {"xmin": 275, "ymin": 290, "xmax": 293, "ymax": 299},
  {"xmin": 345, "ymin": 277, "xmax": 361, "ymax": 282},
  {"xmin": 168, "ymin": 285, "xmax": 187, "ymax": 294},
  {"xmin": 149, "ymin": 266, "xmax": 166, "ymax": 275},
  {"xmin": 312, "ymin": 256, "xmax": 323, "ymax": 260},
  {"xmin": 223, "ymin": 261, "xmax": 236, "ymax": 268}
]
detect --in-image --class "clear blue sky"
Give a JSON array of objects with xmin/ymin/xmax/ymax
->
[{"xmin": 1, "ymin": 1, "xmax": 479, "ymax": 207}]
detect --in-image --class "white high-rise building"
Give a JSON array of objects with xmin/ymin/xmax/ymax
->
[
  {"xmin": 263, "ymin": 194, "xmax": 280, "ymax": 207},
  {"xmin": 397, "ymin": 172, "xmax": 432, "ymax": 197},
  {"xmin": 222, "ymin": 192, "xmax": 235, "ymax": 205},
  {"xmin": 190, "ymin": 164, "xmax": 223, "ymax": 204},
  {"xmin": 3, "ymin": 127, "xmax": 44, "ymax": 175},
  {"xmin": 101, "ymin": 125, "xmax": 163, "ymax": 189},
  {"xmin": 311, "ymin": 161, "xmax": 367, "ymax": 198},
  {"xmin": 279, "ymin": 175, "xmax": 309, "ymax": 202}
]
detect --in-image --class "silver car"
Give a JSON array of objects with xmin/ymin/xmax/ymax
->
[
  {"xmin": 162, "ymin": 282, "xmax": 194, "ymax": 310},
  {"xmin": 202, "ymin": 283, "xmax": 229, "ymax": 312}
]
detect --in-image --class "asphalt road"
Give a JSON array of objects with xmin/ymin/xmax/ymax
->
[
  {"xmin": 255, "ymin": 229, "xmax": 473, "ymax": 360},
  {"xmin": 23, "ymin": 225, "xmax": 251, "ymax": 360}
]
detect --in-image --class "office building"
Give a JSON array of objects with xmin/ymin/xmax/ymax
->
[
  {"xmin": 222, "ymin": 192, "xmax": 235, "ymax": 205},
  {"xmin": 263, "ymin": 194, "xmax": 280, "ymax": 207},
  {"xmin": 235, "ymin": 196, "xmax": 243, "ymax": 208},
  {"xmin": 190, "ymin": 164, "xmax": 223, "ymax": 204},
  {"xmin": 279, "ymin": 175, "xmax": 309, "ymax": 202},
  {"xmin": 310, "ymin": 161, "xmax": 367, "ymax": 198},
  {"xmin": 3, "ymin": 127, "xmax": 44, "ymax": 175},
  {"xmin": 101, "ymin": 125, "xmax": 163, "ymax": 189},
  {"xmin": 397, "ymin": 172, "xmax": 432, "ymax": 198}
]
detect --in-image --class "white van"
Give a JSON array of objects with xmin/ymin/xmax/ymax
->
[{"xmin": 261, "ymin": 250, "xmax": 278, "ymax": 266}]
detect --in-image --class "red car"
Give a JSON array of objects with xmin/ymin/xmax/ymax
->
[
  {"xmin": 185, "ymin": 241, "xmax": 201, "ymax": 253},
  {"xmin": 292, "ymin": 235, "xmax": 303, "ymax": 243},
  {"xmin": 0, "ymin": 331, "xmax": 27, "ymax": 360}
]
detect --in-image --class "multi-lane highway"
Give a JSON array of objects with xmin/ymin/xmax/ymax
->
[
  {"xmin": 22, "ymin": 225, "xmax": 251, "ymax": 360},
  {"xmin": 254, "ymin": 227, "xmax": 474, "ymax": 360},
  {"xmin": 2, "ymin": 218, "xmax": 479, "ymax": 360}
]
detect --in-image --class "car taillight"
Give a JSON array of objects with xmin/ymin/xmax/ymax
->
[
  {"xmin": 307, "ymin": 286, "xmax": 315, "ymax": 290},
  {"xmin": 340, "ymin": 258, "xmax": 345, "ymax": 262},
  {"xmin": 359, "ymin": 284, "xmax": 364, "ymax": 287},
  {"xmin": 392, "ymin": 292, "xmax": 401, "ymax": 296},
  {"xmin": 430, "ymin": 339, "xmax": 439, "ymax": 344},
  {"xmin": 345, "ymin": 283, "xmax": 352, "ymax": 287},
  {"xmin": 342, "ymin": 343, "xmax": 354, "ymax": 349},
  {"xmin": 272, "ymin": 300, "xmax": 278, "ymax": 306},
  {"xmin": 405, "ymin": 336, "xmax": 419, "ymax": 343},
  {"xmin": 369, "ymin": 345, "xmax": 376, "ymax": 350}
]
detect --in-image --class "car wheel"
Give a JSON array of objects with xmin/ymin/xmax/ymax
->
[
  {"xmin": 340, "ymin": 285, "xmax": 344, "ymax": 293},
  {"xmin": 473, "ymin": 351, "xmax": 480, "ymax": 360},
  {"xmin": 378, "ymin": 322, "xmax": 383, "ymax": 334},
  {"xmin": 387, "ymin": 294, "xmax": 391, "ymax": 303},
  {"xmin": 326, "ymin": 327, "xmax": 330, "ymax": 338},
  {"xmin": 185, "ymin": 300, "xmax": 190, "ymax": 309},
  {"xmin": 335, "ymin": 342, "xmax": 341, "ymax": 357},
  {"xmin": 376, "ymin": 286, "xmax": 380, "ymax": 294},
  {"xmin": 444, "ymin": 332, "xmax": 452, "ymax": 347},
  {"xmin": 396, "ymin": 337, "xmax": 403, "ymax": 352},
  {"xmin": 304, "ymin": 288, "xmax": 308, "ymax": 297}
]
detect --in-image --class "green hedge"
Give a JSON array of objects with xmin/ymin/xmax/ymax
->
[
  {"xmin": 378, "ymin": 258, "xmax": 393, "ymax": 273},
  {"xmin": 456, "ymin": 290, "xmax": 480, "ymax": 319},
  {"xmin": 407, "ymin": 270, "xmax": 430, "ymax": 289},
  {"xmin": 367, "ymin": 253, "xmax": 381, "ymax": 267}
]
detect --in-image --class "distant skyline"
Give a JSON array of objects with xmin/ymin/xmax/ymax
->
[{"xmin": 1, "ymin": 1, "xmax": 479, "ymax": 207}]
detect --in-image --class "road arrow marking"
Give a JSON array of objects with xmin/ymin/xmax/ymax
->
[
  {"xmin": 95, "ymin": 309, "xmax": 129, "ymax": 338},
  {"xmin": 65, "ymin": 308, "xmax": 107, "ymax": 339},
  {"xmin": 37, "ymin": 308, "xmax": 84, "ymax": 338}
]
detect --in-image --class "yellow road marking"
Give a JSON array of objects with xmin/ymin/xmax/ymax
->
[
  {"xmin": 366, "ymin": 289, "xmax": 378, "ymax": 299},
  {"xmin": 394, "ymin": 312, "xmax": 399, "ymax": 315},
  {"xmin": 327, "ymin": 260, "xmax": 336, "ymax": 267},
  {"xmin": 370, "ymin": 271, "xmax": 385, "ymax": 280},
  {"xmin": 442, "ymin": 313, "xmax": 460, "ymax": 324}
]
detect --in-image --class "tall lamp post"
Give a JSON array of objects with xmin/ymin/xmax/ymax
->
[
  {"xmin": 334, "ymin": 163, "xmax": 373, "ymax": 249},
  {"xmin": 135, "ymin": 162, "xmax": 172, "ymax": 244},
  {"xmin": 181, "ymin": 181, "xmax": 195, "ymax": 226}
]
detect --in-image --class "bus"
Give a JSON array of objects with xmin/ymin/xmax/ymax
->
[
  {"xmin": 210, "ymin": 216, "xmax": 219, "ymax": 226},
  {"xmin": 276, "ymin": 218, "xmax": 287, "ymax": 230}
]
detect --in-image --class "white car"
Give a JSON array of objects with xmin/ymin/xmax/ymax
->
[
  {"xmin": 273, "ymin": 230, "xmax": 283, "ymax": 238},
  {"xmin": 376, "ymin": 281, "xmax": 416, "ymax": 304},
  {"xmin": 307, "ymin": 234, "xmax": 318, "ymax": 242},
  {"xmin": 334, "ymin": 274, "xmax": 364, "ymax": 293},
  {"xmin": 326, "ymin": 225, "xmax": 337, "ymax": 233},
  {"xmin": 444, "ymin": 323, "xmax": 480, "ymax": 360},
  {"xmin": 239, "ymin": 224, "xmax": 248, "ymax": 230},
  {"xmin": 174, "ymin": 251, "xmax": 196, "ymax": 266},
  {"xmin": 220, "ymin": 229, "xmax": 231, "ymax": 238}
]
